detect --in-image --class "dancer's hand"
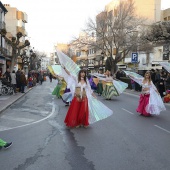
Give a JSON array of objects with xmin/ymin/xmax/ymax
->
[{"xmin": 92, "ymin": 93, "xmax": 97, "ymax": 99}]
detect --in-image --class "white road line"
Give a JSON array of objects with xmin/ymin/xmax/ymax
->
[
  {"xmin": 0, "ymin": 102, "xmax": 56, "ymax": 132},
  {"xmin": 154, "ymin": 125, "xmax": 170, "ymax": 134},
  {"xmin": 0, "ymin": 125, "xmax": 11, "ymax": 131},
  {"xmin": 12, "ymin": 108, "xmax": 49, "ymax": 114},
  {"xmin": 122, "ymin": 108, "xmax": 134, "ymax": 115},
  {"xmin": 1, "ymin": 115, "xmax": 34, "ymax": 123}
]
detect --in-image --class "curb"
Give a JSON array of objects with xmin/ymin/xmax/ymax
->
[{"xmin": 0, "ymin": 88, "xmax": 33, "ymax": 114}]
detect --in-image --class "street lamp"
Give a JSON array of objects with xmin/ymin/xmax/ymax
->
[
  {"xmin": 101, "ymin": 51, "xmax": 105, "ymax": 73},
  {"xmin": 86, "ymin": 50, "xmax": 89, "ymax": 74},
  {"xmin": 29, "ymin": 49, "xmax": 36, "ymax": 70}
]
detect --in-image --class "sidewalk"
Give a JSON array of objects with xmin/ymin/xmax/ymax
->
[{"xmin": 0, "ymin": 88, "xmax": 32, "ymax": 114}]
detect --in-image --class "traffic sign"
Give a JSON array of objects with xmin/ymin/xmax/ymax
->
[{"xmin": 131, "ymin": 52, "xmax": 138, "ymax": 63}]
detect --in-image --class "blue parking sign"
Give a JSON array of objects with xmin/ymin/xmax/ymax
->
[{"xmin": 131, "ymin": 52, "xmax": 138, "ymax": 63}]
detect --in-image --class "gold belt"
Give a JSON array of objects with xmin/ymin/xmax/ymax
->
[
  {"xmin": 75, "ymin": 87, "xmax": 86, "ymax": 98},
  {"xmin": 105, "ymin": 82, "xmax": 113, "ymax": 86}
]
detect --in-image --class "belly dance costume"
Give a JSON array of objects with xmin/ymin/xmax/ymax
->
[
  {"xmin": 136, "ymin": 82, "xmax": 151, "ymax": 116},
  {"xmin": 102, "ymin": 76, "xmax": 119, "ymax": 99},
  {"xmin": 64, "ymin": 82, "xmax": 89, "ymax": 127}
]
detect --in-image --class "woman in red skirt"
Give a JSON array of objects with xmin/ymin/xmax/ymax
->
[
  {"xmin": 136, "ymin": 71, "xmax": 159, "ymax": 116},
  {"xmin": 63, "ymin": 68, "xmax": 96, "ymax": 128}
]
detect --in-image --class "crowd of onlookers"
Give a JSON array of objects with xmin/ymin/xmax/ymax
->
[{"xmin": 0, "ymin": 68, "xmax": 46, "ymax": 94}]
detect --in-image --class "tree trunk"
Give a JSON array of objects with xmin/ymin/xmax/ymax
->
[{"xmin": 10, "ymin": 49, "xmax": 17, "ymax": 72}]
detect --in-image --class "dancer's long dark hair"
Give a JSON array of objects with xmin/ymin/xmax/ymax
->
[{"xmin": 78, "ymin": 70, "xmax": 87, "ymax": 83}]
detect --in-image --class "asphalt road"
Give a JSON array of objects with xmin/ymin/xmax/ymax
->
[{"xmin": 0, "ymin": 79, "xmax": 170, "ymax": 170}]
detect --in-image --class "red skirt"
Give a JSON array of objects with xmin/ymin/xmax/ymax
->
[
  {"xmin": 64, "ymin": 96, "xmax": 89, "ymax": 127},
  {"xmin": 136, "ymin": 94, "xmax": 151, "ymax": 116}
]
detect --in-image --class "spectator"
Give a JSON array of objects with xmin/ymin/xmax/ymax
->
[
  {"xmin": 131, "ymin": 79, "xmax": 135, "ymax": 91},
  {"xmin": 151, "ymin": 69, "xmax": 156, "ymax": 85},
  {"xmin": 28, "ymin": 76, "xmax": 33, "ymax": 88},
  {"xmin": 16, "ymin": 69, "xmax": 21, "ymax": 92},
  {"xmin": 3, "ymin": 68, "xmax": 11, "ymax": 83},
  {"xmin": 33, "ymin": 75, "xmax": 37, "ymax": 86},
  {"xmin": 38, "ymin": 73, "xmax": 43, "ymax": 85},
  {"xmin": 155, "ymin": 69, "xmax": 160, "ymax": 87},
  {"xmin": 158, "ymin": 72, "xmax": 166, "ymax": 98},
  {"xmin": 116, "ymin": 70, "xmax": 121, "ymax": 80},
  {"xmin": 49, "ymin": 73, "xmax": 53, "ymax": 82},
  {"xmin": 20, "ymin": 71, "xmax": 27, "ymax": 93},
  {"xmin": 11, "ymin": 70, "xmax": 17, "ymax": 94}
]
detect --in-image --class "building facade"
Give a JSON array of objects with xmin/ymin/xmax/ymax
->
[
  {"xmin": 0, "ymin": 2, "xmax": 8, "ymax": 75},
  {"xmin": 4, "ymin": 4, "xmax": 28, "ymax": 71},
  {"xmin": 102, "ymin": 0, "xmax": 168, "ymax": 71},
  {"xmin": 4, "ymin": 4, "xmax": 28, "ymax": 37}
]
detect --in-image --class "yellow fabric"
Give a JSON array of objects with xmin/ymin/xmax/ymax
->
[
  {"xmin": 47, "ymin": 65, "xmax": 56, "ymax": 77},
  {"xmin": 59, "ymin": 79, "xmax": 67, "ymax": 96},
  {"xmin": 105, "ymin": 82, "xmax": 113, "ymax": 86},
  {"xmin": 93, "ymin": 78, "xmax": 99, "ymax": 86}
]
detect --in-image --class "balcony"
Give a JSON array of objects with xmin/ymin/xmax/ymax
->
[
  {"xmin": 16, "ymin": 26, "xmax": 26, "ymax": 35},
  {"xmin": 17, "ymin": 11, "xmax": 28, "ymax": 23},
  {"xmin": 0, "ymin": 47, "xmax": 12, "ymax": 57},
  {"xmin": 0, "ymin": 21, "xmax": 6, "ymax": 30}
]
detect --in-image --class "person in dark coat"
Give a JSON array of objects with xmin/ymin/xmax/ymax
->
[
  {"xmin": 3, "ymin": 68, "xmax": 11, "ymax": 83},
  {"xmin": 158, "ymin": 72, "xmax": 166, "ymax": 98},
  {"xmin": 49, "ymin": 73, "xmax": 53, "ymax": 82},
  {"xmin": 16, "ymin": 69, "xmax": 21, "ymax": 92},
  {"xmin": 151, "ymin": 69, "xmax": 156, "ymax": 85},
  {"xmin": 20, "ymin": 71, "xmax": 27, "ymax": 93}
]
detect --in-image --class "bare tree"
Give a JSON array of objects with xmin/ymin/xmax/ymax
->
[
  {"xmin": 31, "ymin": 50, "xmax": 47, "ymax": 70},
  {"xmin": 74, "ymin": 0, "xmax": 145, "ymax": 74},
  {"xmin": 142, "ymin": 21, "xmax": 170, "ymax": 44},
  {"xmin": 0, "ymin": 29, "xmax": 30, "ymax": 71}
]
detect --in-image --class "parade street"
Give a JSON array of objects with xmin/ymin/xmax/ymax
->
[{"xmin": 0, "ymin": 79, "xmax": 170, "ymax": 170}]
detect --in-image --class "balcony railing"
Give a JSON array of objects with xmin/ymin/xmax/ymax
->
[
  {"xmin": 0, "ymin": 47, "xmax": 12, "ymax": 57},
  {"xmin": 0, "ymin": 21, "xmax": 6, "ymax": 30}
]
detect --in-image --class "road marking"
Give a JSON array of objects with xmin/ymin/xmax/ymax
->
[
  {"xmin": 122, "ymin": 108, "xmax": 134, "ymax": 115},
  {"xmin": 1, "ymin": 115, "xmax": 34, "ymax": 123},
  {"xmin": 0, "ymin": 125, "xmax": 11, "ymax": 131},
  {"xmin": 13, "ymin": 108, "xmax": 49, "ymax": 114},
  {"xmin": 0, "ymin": 102, "xmax": 56, "ymax": 132},
  {"xmin": 154, "ymin": 125, "xmax": 170, "ymax": 134}
]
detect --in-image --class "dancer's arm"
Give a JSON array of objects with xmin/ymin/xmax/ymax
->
[{"xmin": 62, "ymin": 65, "xmax": 70, "ymax": 75}]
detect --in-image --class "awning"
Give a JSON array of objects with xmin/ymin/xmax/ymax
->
[{"xmin": 118, "ymin": 65, "xmax": 127, "ymax": 69}]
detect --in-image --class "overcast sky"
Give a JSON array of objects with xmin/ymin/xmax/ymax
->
[{"xmin": 2, "ymin": 0, "xmax": 170, "ymax": 55}]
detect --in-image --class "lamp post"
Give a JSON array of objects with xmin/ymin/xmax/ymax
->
[
  {"xmin": 21, "ymin": 49, "xmax": 30, "ymax": 75},
  {"xmin": 86, "ymin": 50, "xmax": 89, "ymax": 74},
  {"xmin": 29, "ymin": 49, "xmax": 36, "ymax": 70},
  {"xmin": 101, "ymin": 51, "xmax": 105, "ymax": 73},
  {"xmin": 93, "ymin": 58, "xmax": 96, "ymax": 72}
]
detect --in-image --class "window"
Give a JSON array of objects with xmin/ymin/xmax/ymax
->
[{"xmin": 164, "ymin": 17, "xmax": 167, "ymax": 21}]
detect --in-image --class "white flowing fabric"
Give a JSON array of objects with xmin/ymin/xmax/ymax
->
[
  {"xmin": 124, "ymin": 71, "xmax": 166, "ymax": 115},
  {"xmin": 159, "ymin": 62, "xmax": 170, "ymax": 73},
  {"xmin": 56, "ymin": 50, "xmax": 113, "ymax": 124},
  {"xmin": 90, "ymin": 73, "xmax": 128, "ymax": 95}
]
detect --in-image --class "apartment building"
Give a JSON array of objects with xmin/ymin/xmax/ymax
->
[
  {"xmin": 101, "ymin": 0, "xmax": 168, "ymax": 71},
  {"xmin": 3, "ymin": 4, "xmax": 28, "ymax": 70},
  {"xmin": 41, "ymin": 57, "xmax": 50, "ymax": 71},
  {"xmin": 4, "ymin": 4, "xmax": 28, "ymax": 38},
  {"xmin": 105, "ymin": 0, "xmax": 161, "ymax": 23},
  {"xmin": 162, "ymin": 8, "xmax": 170, "ymax": 21},
  {"xmin": 0, "ymin": 2, "xmax": 8, "ymax": 75}
]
